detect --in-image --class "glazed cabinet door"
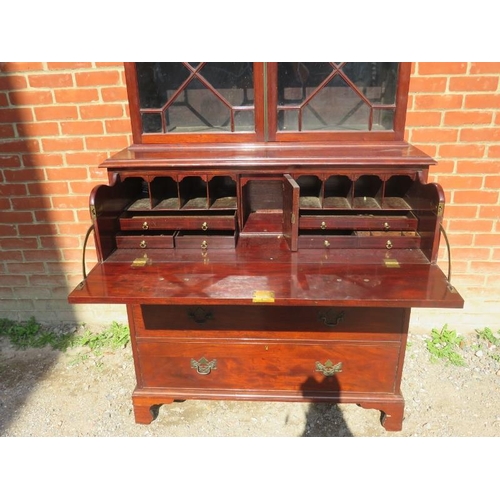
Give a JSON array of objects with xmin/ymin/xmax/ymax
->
[{"xmin": 125, "ymin": 62, "xmax": 266, "ymax": 144}]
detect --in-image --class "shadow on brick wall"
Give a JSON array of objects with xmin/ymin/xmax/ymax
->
[{"xmin": 0, "ymin": 64, "xmax": 86, "ymax": 434}]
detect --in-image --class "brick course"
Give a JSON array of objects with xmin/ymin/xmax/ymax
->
[{"xmin": 0, "ymin": 62, "xmax": 499, "ymax": 326}]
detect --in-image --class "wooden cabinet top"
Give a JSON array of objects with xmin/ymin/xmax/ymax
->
[{"xmin": 105, "ymin": 141, "xmax": 435, "ymax": 170}]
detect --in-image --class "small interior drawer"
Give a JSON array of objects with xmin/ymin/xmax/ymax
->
[
  {"xmin": 299, "ymin": 212, "xmax": 418, "ymax": 231},
  {"xmin": 116, "ymin": 232, "xmax": 175, "ymax": 249},
  {"xmin": 356, "ymin": 230, "xmax": 421, "ymax": 249},
  {"xmin": 298, "ymin": 231, "xmax": 357, "ymax": 249},
  {"xmin": 174, "ymin": 231, "xmax": 237, "ymax": 249},
  {"xmin": 119, "ymin": 212, "xmax": 237, "ymax": 232}
]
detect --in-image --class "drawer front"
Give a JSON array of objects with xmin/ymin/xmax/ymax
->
[
  {"xmin": 356, "ymin": 231, "xmax": 421, "ymax": 249},
  {"xmin": 299, "ymin": 214, "xmax": 418, "ymax": 232},
  {"xmin": 119, "ymin": 214, "xmax": 236, "ymax": 232},
  {"xmin": 137, "ymin": 340, "xmax": 400, "ymax": 394},
  {"xmin": 116, "ymin": 232, "xmax": 175, "ymax": 249},
  {"xmin": 298, "ymin": 232, "xmax": 357, "ymax": 250},
  {"xmin": 174, "ymin": 231, "xmax": 237, "ymax": 249},
  {"xmin": 135, "ymin": 304, "xmax": 406, "ymax": 337}
]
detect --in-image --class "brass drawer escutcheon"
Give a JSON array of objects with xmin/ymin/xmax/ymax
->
[
  {"xmin": 191, "ymin": 357, "xmax": 217, "ymax": 375},
  {"xmin": 316, "ymin": 360, "xmax": 343, "ymax": 377}
]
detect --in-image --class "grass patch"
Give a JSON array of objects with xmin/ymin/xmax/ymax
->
[
  {"xmin": 425, "ymin": 324, "xmax": 466, "ymax": 367},
  {"xmin": 0, "ymin": 317, "xmax": 129, "ymax": 358},
  {"xmin": 71, "ymin": 321, "xmax": 130, "ymax": 355},
  {"xmin": 474, "ymin": 327, "xmax": 500, "ymax": 365},
  {"xmin": 0, "ymin": 316, "xmax": 73, "ymax": 351}
]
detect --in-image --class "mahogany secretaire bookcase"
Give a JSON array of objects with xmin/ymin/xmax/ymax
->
[{"xmin": 69, "ymin": 63, "xmax": 463, "ymax": 431}]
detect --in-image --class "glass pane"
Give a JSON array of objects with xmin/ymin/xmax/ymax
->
[
  {"xmin": 167, "ymin": 81, "xmax": 231, "ymax": 133},
  {"xmin": 136, "ymin": 63, "xmax": 190, "ymax": 109},
  {"xmin": 342, "ymin": 62, "xmax": 399, "ymax": 105},
  {"xmin": 302, "ymin": 76, "xmax": 370, "ymax": 131},
  {"xmin": 199, "ymin": 63, "xmax": 254, "ymax": 106},
  {"xmin": 141, "ymin": 113, "xmax": 162, "ymax": 133},
  {"xmin": 278, "ymin": 62, "xmax": 333, "ymax": 106},
  {"xmin": 234, "ymin": 110, "xmax": 254, "ymax": 132},
  {"xmin": 278, "ymin": 109, "xmax": 299, "ymax": 131},
  {"xmin": 372, "ymin": 108, "xmax": 395, "ymax": 131}
]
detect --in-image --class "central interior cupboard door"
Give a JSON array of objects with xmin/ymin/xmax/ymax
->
[{"xmin": 283, "ymin": 174, "xmax": 299, "ymax": 251}]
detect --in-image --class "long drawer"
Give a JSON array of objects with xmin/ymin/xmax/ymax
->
[
  {"xmin": 136, "ymin": 340, "xmax": 401, "ymax": 393},
  {"xmin": 134, "ymin": 304, "xmax": 407, "ymax": 337}
]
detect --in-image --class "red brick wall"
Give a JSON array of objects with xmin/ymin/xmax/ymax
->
[
  {"xmin": 406, "ymin": 62, "xmax": 500, "ymax": 325},
  {"xmin": 0, "ymin": 62, "xmax": 499, "ymax": 326},
  {"xmin": 0, "ymin": 62, "xmax": 132, "ymax": 323}
]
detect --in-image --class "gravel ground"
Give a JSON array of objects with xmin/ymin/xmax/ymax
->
[
  {"xmin": 1, "ymin": 322, "xmax": 498, "ymax": 498},
  {"xmin": 1, "ymin": 324, "xmax": 499, "ymax": 438}
]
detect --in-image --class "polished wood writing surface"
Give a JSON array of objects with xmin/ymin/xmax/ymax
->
[{"xmin": 69, "ymin": 246, "xmax": 462, "ymax": 309}]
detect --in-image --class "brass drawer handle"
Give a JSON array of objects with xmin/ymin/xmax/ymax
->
[
  {"xmin": 316, "ymin": 360, "xmax": 343, "ymax": 377},
  {"xmin": 386, "ymin": 240, "xmax": 393, "ymax": 249},
  {"xmin": 188, "ymin": 307, "xmax": 213, "ymax": 324},
  {"xmin": 142, "ymin": 221, "xmax": 149, "ymax": 230},
  {"xmin": 318, "ymin": 309, "xmax": 345, "ymax": 327},
  {"xmin": 321, "ymin": 221, "xmax": 327, "ymax": 230},
  {"xmin": 140, "ymin": 240, "xmax": 147, "ymax": 249},
  {"xmin": 201, "ymin": 222, "xmax": 208, "ymax": 231},
  {"xmin": 384, "ymin": 222, "xmax": 390, "ymax": 231},
  {"xmin": 201, "ymin": 240, "xmax": 208, "ymax": 251},
  {"xmin": 324, "ymin": 240, "xmax": 330, "ymax": 248},
  {"xmin": 191, "ymin": 357, "xmax": 217, "ymax": 375}
]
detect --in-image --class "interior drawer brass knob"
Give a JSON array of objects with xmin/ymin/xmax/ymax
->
[
  {"xmin": 142, "ymin": 221, "xmax": 149, "ymax": 230},
  {"xmin": 386, "ymin": 240, "xmax": 393, "ymax": 249},
  {"xmin": 321, "ymin": 221, "xmax": 327, "ymax": 230},
  {"xmin": 384, "ymin": 222, "xmax": 390, "ymax": 230},
  {"xmin": 140, "ymin": 240, "xmax": 147, "ymax": 249},
  {"xmin": 201, "ymin": 222, "xmax": 208, "ymax": 231},
  {"xmin": 324, "ymin": 240, "xmax": 330, "ymax": 248},
  {"xmin": 201, "ymin": 240, "xmax": 208, "ymax": 251}
]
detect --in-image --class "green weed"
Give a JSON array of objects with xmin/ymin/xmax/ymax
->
[
  {"xmin": 474, "ymin": 327, "xmax": 500, "ymax": 365},
  {"xmin": 0, "ymin": 317, "xmax": 129, "ymax": 356},
  {"xmin": 425, "ymin": 324, "xmax": 466, "ymax": 367},
  {"xmin": 71, "ymin": 321, "xmax": 130, "ymax": 356},
  {"xmin": 475, "ymin": 327, "xmax": 500, "ymax": 347},
  {"xmin": 0, "ymin": 316, "xmax": 73, "ymax": 351}
]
